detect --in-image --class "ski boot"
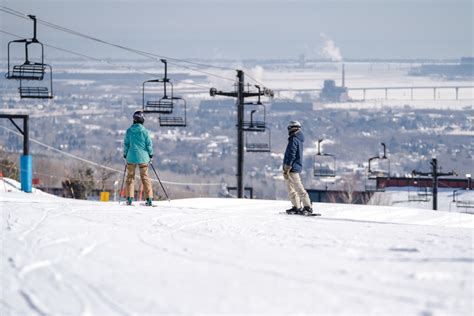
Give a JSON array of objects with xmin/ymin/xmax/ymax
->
[
  {"xmin": 301, "ymin": 206, "xmax": 313, "ymax": 216},
  {"xmin": 286, "ymin": 206, "xmax": 301, "ymax": 215},
  {"xmin": 125, "ymin": 197, "xmax": 133, "ymax": 206},
  {"xmin": 145, "ymin": 198, "xmax": 153, "ymax": 207}
]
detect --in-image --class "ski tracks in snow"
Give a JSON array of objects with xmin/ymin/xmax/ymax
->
[
  {"xmin": 135, "ymin": 208, "xmax": 430, "ymax": 313},
  {"xmin": 2, "ymin": 199, "xmax": 123, "ymax": 315},
  {"xmin": 2, "ymin": 195, "xmax": 473, "ymax": 314}
]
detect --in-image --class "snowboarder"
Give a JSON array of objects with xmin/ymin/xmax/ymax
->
[
  {"xmin": 123, "ymin": 110, "xmax": 154, "ymax": 206},
  {"xmin": 283, "ymin": 120, "xmax": 313, "ymax": 215}
]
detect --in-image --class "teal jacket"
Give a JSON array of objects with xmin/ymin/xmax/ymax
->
[{"xmin": 123, "ymin": 123, "xmax": 154, "ymax": 164}]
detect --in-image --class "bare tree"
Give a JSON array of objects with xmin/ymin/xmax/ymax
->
[
  {"xmin": 96, "ymin": 153, "xmax": 116, "ymax": 191},
  {"xmin": 62, "ymin": 163, "xmax": 95, "ymax": 199},
  {"xmin": 0, "ymin": 148, "xmax": 19, "ymax": 180},
  {"xmin": 340, "ymin": 174, "xmax": 359, "ymax": 204}
]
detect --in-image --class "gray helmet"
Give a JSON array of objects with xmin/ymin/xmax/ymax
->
[
  {"xmin": 287, "ymin": 120, "xmax": 301, "ymax": 131},
  {"xmin": 133, "ymin": 110, "xmax": 145, "ymax": 124}
]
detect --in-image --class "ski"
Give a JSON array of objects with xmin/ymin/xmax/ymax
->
[{"xmin": 119, "ymin": 201, "xmax": 158, "ymax": 207}]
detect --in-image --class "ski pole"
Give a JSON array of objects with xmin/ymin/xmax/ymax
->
[
  {"xmin": 118, "ymin": 163, "xmax": 127, "ymax": 204},
  {"xmin": 149, "ymin": 162, "xmax": 170, "ymax": 202}
]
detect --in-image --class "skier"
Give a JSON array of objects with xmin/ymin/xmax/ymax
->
[
  {"xmin": 123, "ymin": 110, "xmax": 154, "ymax": 206},
  {"xmin": 283, "ymin": 120, "xmax": 313, "ymax": 215}
]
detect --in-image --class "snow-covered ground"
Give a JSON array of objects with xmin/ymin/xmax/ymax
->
[{"xmin": 1, "ymin": 178, "xmax": 473, "ymax": 315}]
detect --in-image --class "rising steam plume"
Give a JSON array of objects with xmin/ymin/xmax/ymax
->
[{"xmin": 320, "ymin": 33, "xmax": 343, "ymax": 62}]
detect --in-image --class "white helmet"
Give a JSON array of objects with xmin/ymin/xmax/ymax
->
[{"xmin": 287, "ymin": 120, "xmax": 301, "ymax": 131}]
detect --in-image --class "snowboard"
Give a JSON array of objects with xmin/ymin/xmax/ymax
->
[
  {"xmin": 279, "ymin": 211, "xmax": 321, "ymax": 217},
  {"xmin": 138, "ymin": 203, "xmax": 158, "ymax": 208}
]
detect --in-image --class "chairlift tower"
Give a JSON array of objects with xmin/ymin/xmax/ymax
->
[
  {"xmin": 210, "ymin": 70, "xmax": 273, "ymax": 198},
  {"xmin": 412, "ymin": 158, "xmax": 457, "ymax": 210}
]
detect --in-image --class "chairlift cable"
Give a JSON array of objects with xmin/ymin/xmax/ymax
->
[
  {"xmin": 1, "ymin": 26, "xmax": 276, "ymax": 97},
  {"xmin": 1, "ymin": 29, "xmax": 215, "ymax": 91},
  {"xmin": 35, "ymin": 19, "xmax": 236, "ymax": 82},
  {"xmin": 1, "ymin": 6, "xmax": 294, "ymax": 98},
  {"xmin": 36, "ymin": 18, "xmax": 236, "ymax": 72},
  {"xmin": 0, "ymin": 125, "xmax": 225, "ymax": 187},
  {"xmin": 244, "ymin": 73, "xmax": 266, "ymax": 89},
  {"xmin": 273, "ymin": 95, "xmax": 297, "ymax": 103},
  {"xmin": 0, "ymin": 6, "xmax": 27, "ymax": 19},
  {"xmin": 0, "ymin": 29, "xmax": 158, "ymax": 76},
  {"xmin": 167, "ymin": 60, "xmax": 235, "ymax": 82},
  {"xmin": 0, "ymin": 6, "xmax": 237, "ymax": 81},
  {"xmin": 1, "ymin": 6, "xmax": 282, "ymax": 90}
]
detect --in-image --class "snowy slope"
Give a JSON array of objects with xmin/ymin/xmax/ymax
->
[{"xmin": 1, "ymin": 179, "xmax": 473, "ymax": 315}]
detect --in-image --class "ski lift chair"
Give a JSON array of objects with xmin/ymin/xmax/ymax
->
[
  {"xmin": 5, "ymin": 15, "xmax": 47, "ymax": 81},
  {"xmin": 7, "ymin": 60, "xmax": 46, "ymax": 81},
  {"xmin": 407, "ymin": 178, "xmax": 429, "ymax": 202},
  {"xmin": 242, "ymin": 89, "xmax": 267, "ymax": 132},
  {"xmin": 159, "ymin": 97, "xmax": 187, "ymax": 127},
  {"xmin": 142, "ymin": 59, "xmax": 187, "ymax": 127},
  {"xmin": 142, "ymin": 79, "xmax": 174, "ymax": 114},
  {"xmin": 367, "ymin": 143, "xmax": 390, "ymax": 179},
  {"xmin": 242, "ymin": 108, "xmax": 266, "ymax": 131},
  {"xmin": 18, "ymin": 64, "xmax": 53, "ymax": 99},
  {"xmin": 313, "ymin": 139, "xmax": 336, "ymax": 177},
  {"xmin": 5, "ymin": 15, "xmax": 54, "ymax": 99},
  {"xmin": 245, "ymin": 128, "xmax": 271, "ymax": 153},
  {"xmin": 367, "ymin": 158, "xmax": 390, "ymax": 179}
]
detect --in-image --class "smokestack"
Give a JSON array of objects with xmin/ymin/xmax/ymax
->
[{"xmin": 342, "ymin": 63, "xmax": 345, "ymax": 88}]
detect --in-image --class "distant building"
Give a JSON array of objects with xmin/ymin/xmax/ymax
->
[
  {"xmin": 318, "ymin": 79, "xmax": 348, "ymax": 102},
  {"xmin": 318, "ymin": 64, "xmax": 349, "ymax": 102},
  {"xmin": 298, "ymin": 54, "xmax": 306, "ymax": 68},
  {"xmin": 409, "ymin": 57, "xmax": 474, "ymax": 78}
]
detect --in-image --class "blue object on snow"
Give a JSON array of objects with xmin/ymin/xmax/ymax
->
[{"xmin": 20, "ymin": 155, "xmax": 32, "ymax": 193}]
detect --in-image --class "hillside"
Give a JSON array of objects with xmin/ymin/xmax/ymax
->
[{"xmin": 1, "ymin": 179, "xmax": 473, "ymax": 315}]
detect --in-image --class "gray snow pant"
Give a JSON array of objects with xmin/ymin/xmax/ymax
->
[{"xmin": 284, "ymin": 172, "xmax": 311, "ymax": 209}]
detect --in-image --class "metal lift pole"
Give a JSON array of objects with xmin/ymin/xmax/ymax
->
[
  {"xmin": 23, "ymin": 116, "xmax": 29, "ymax": 155},
  {"xmin": 236, "ymin": 70, "xmax": 245, "ymax": 198},
  {"xmin": 0, "ymin": 114, "xmax": 32, "ymax": 192},
  {"xmin": 430, "ymin": 159, "xmax": 438, "ymax": 211},
  {"xmin": 210, "ymin": 70, "xmax": 272, "ymax": 198},
  {"xmin": 412, "ymin": 158, "xmax": 457, "ymax": 210}
]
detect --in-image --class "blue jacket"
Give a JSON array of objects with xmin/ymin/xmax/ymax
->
[
  {"xmin": 123, "ymin": 123, "xmax": 153, "ymax": 164},
  {"xmin": 283, "ymin": 130, "xmax": 304, "ymax": 173}
]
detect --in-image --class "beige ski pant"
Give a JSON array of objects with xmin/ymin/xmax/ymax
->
[
  {"xmin": 125, "ymin": 163, "xmax": 153, "ymax": 199},
  {"xmin": 284, "ymin": 172, "xmax": 311, "ymax": 208}
]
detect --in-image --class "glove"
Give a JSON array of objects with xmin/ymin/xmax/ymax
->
[
  {"xmin": 123, "ymin": 155, "xmax": 127, "ymax": 162},
  {"xmin": 149, "ymin": 154, "xmax": 153, "ymax": 162},
  {"xmin": 283, "ymin": 164, "xmax": 291, "ymax": 179}
]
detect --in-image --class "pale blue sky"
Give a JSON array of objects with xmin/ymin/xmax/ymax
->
[{"xmin": 1, "ymin": 0, "xmax": 473, "ymax": 60}]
